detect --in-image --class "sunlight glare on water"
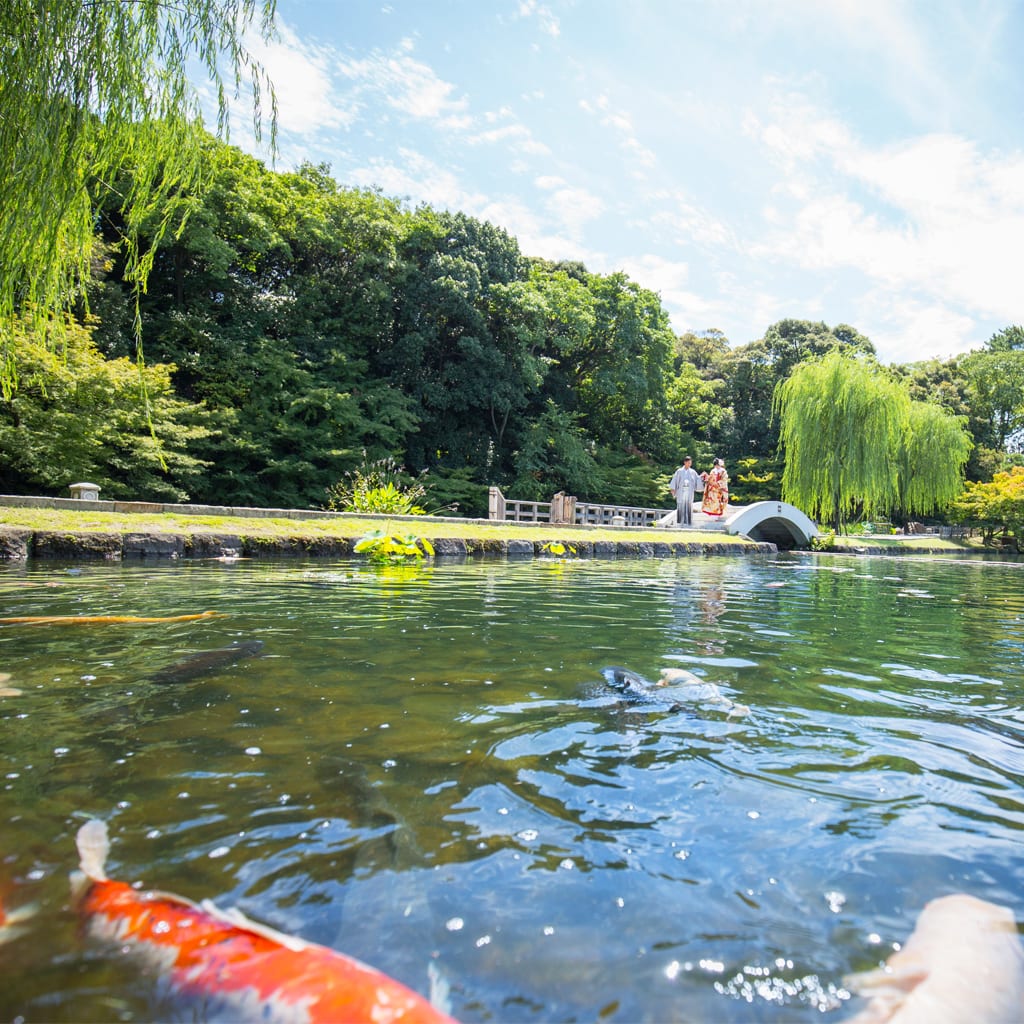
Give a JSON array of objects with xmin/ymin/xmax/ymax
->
[{"xmin": 0, "ymin": 552, "xmax": 1022, "ymax": 1022}]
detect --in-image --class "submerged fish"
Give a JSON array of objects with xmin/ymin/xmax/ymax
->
[
  {"xmin": 598, "ymin": 665, "xmax": 750, "ymax": 717},
  {"xmin": 600, "ymin": 665, "xmax": 652, "ymax": 698},
  {"xmin": 0, "ymin": 611, "xmax": 223, "ymax": 626},
  {"xmin": 0, "ymin": 896, "xmax": 35, "ymax": 945},
  {"xmin": 72, "ymin": 820, "xmax": 457, "ymax": 1024},
  {"xmin": 0, "ymin": 671, "xmax": 22, "ymax": 697},
  {"xmin": 844, "ymin": 893, "xmax": 1024, "ymax": 1023},
  {"xmin": 148, "ymin": 639, "xmax": 265, "ymax": 685},
  {"xmin": 656, "ymin": 667, "xmax": 751, "ymax": 717}
]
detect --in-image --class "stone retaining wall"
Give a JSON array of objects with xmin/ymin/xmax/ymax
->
[{"xmin": 0, "ymin": 527, "xmax": 776, "ymax": 562}]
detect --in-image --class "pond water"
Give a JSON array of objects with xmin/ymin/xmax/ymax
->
[{"xmin": 1, "ymin": 551, "xmax": 1022, "ymax": 1022}]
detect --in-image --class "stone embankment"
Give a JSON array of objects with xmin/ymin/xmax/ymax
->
[{"xmin": 0, "ymin": 527, "xmax": 776, "ymax": 562}]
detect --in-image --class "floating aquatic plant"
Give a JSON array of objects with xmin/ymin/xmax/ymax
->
[
  {"xmin": 354, "ymin": 529, "xmax": 435, "ymax": 564},
  {"xmin": 540, "ymin": 540, "xmax": 577, "ymax": 558}
]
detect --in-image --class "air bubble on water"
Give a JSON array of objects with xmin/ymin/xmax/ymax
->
[
  {"xmin": 116, "ymin": 801, "xmax": 130, "ymax": 810},
  {"xmin": 245, "ymin": 747, "xmax": 262, "ymax": 756},
  {"xmin": 747, "ymin": 810, "xmax": 760, "ymax": 819},
  {"xmin": 445, "ymin": 917, "xmax": 464, "ymax": 931},
  {"xmin": 543, "ymin": 926, "xmax": 555, "ymax": 936},
  {"xmin": 475, "ymin": 935, "xmax": 491, "ymax": 948},
  {"xmin": 146, "ymin": 829, "xmax": 161, "ymax": 839},
  {"xmin": 559, "ymin": 859, "xmax": 574, "ymax": 870},
  {"xmin": 81, "ymin": 675, "xmax": 96, "ymax": 681},
  {"xmin": 674, "ymin": 849, "xmax": 690, "ymax": 861},
  {"xmin": 382, "ymin": 759, "xmax": 397, "ymax": 769},
  {"xmin": 27, "ymin": 869, "xmax": 44, "ymax": 881},
  {"xmin": 53, "ymin": 747, "xmax": 69, "ymax": 756},
  {"xmin": 178, "ymin": 792, "xmax": 190, "ymax": 799},
  {"xmin": 517, "ymin": 829, "xmax": 538, "ymax": 842},
  {"xmin": 825, "ymin": 890, "xmax": 846, "ymax": 913},
  {"xmin": 209, "ymin": 846, "xmax": 230, "ymax": 859}
]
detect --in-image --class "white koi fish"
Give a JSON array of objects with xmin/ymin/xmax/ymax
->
[{"xmin": 845, "ymin": 893, "xmax": 1024, "ymax": 1023}]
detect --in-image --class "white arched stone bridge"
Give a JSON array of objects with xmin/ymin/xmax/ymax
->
[{"xmin": 721, "ymin": 501, "xmax": 819, "ymax": 549}]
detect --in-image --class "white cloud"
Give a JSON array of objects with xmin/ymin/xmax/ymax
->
[
  {"xmin": 242, "ymin": 21, "xmax": 356, "ymax": 136},
  {"xmin": 578, "ymin": 93, "xmax": 656, "ymax": 169},
  {"xmin": 516, "ymin": 0, "xmax": 560, "ymax": 37},
  {"xmin": 545, "ymin": 186, "xmax": 605, "ymax": 239},
  {"xmin": 652, "ymin": 190, "xmax": 736, "ymax": 250},
  {"xmin": 467, "ymin": 122, "xmax": 550, "ymax": 154},
  {"xmin": 337, "ymin": 45, "xmax": 470, "ymax": 126},
  {"xmin": 347, "ymin": 148, "xmax": 485, "ymax": 212},
  {"xmin": 747, "ymin": 88, "xmax": 1024, "ymax": 338},
  {"xmin": 615, "ymin": 255, "xmax": 721, "ymax": 330},
  {"xmin": 862, "ymin": 296, "xmax": 982, "ymax": 365}
]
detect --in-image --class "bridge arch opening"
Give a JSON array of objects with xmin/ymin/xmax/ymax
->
[{"xmin": 724, "ymin": 501, "xmax": 818, "ymax": 550}]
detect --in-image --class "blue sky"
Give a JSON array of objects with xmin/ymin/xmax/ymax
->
[{"xmin": 221, "ymin": 0, "xmax": 1024, "ymax": 365}]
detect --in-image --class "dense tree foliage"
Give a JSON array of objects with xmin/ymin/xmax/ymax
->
[
  {"xmin": 2, "ymin": 125, "xmax": 1016, "ymax": 524},
  {"xmin": 0, "ymin": 0, "xmax": 276, "ymax": 393},
  {"xmin": 952, "ymin": 467, "xmax": 1024, "ymax": 548},
  {"xmin": 774, "ymin": 351, "xmax": 971, "ymax": 531},
  {"xmin": 0, "ymin": 316, "xmax": 209, "ymax": 499}
]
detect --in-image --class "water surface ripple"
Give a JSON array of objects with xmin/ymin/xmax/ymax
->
[{"xmin": 0, "ymin": 552, "xmax": 1022, "ymax": 1021}]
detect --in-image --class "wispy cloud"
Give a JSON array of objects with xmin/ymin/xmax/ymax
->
[
  {"xmin": 745, "ymin": 86, "xmax": 1024, "ymax": 352},
  {"xmin": 347, "ymin": 148, "xmax": 484, "ymax": 212},
  {"xmin": 338, "ymin": 38, "xmax": 471, "ymax": 128},
  {"xmin": 616, "ymin": 254, "xmax": 721, "ymax": 328},
  {"xmin": 516, "ymin": 0, "xmax": 561, "ymax": 38},
  {"xmin": 234, "ymin": 20, "xmax": 356, "ymax": 140},
  {"xmin": 579, "ymin": 94, "xmax": 657, "ymax": 169}
]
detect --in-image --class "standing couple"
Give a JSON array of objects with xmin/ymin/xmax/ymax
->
[{"xmin": 669, "ymin": 457, "xmax": 729, "ymax": 526}]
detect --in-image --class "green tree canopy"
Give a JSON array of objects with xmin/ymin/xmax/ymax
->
[
  {"xmin": 0, "ymin": 0, "xmax": 277, "ymax": 392},
  {"xmin": 896, "ymin": 401, "xmax": 973, "ymax": 517},
  {"xmin": 959, "ymin": 347, "xmax": 1024, "ymax": 453},
  {"xmin": 775, "ymin": 351, "xmax": 972, "ymax": 530},
  {"xmin": 952, "ymin": 466, "xmax": 1024, "ymax": 547},
  {"xmin": 774, "ymin": 351, "xmax": 908, "ymax": 531},
  {"xmin": 0, "ymin": 315, "xmax": 210, "ymax": 499},
  {"xmin": 723, "ymin": 319, "xmax": 875, "ymax": 460}
]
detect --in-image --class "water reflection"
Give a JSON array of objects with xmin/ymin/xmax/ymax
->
[{"xmin": 0, "ymin": 553, "xmax": 1022, "ymax": 1022}]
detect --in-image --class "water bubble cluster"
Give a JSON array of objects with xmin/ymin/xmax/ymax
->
[{"xmin": 714, "ymin": 965, "xmax": 849, "ymax": 1011}]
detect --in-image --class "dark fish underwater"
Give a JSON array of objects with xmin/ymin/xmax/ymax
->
[{"xmin": 148, "ymin": 640, "xmax": 265, "ymax": 685}]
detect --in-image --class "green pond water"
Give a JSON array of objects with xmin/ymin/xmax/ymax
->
[{"xmin": 0, "ymin": 552, "xmax": 1022, "ymax": 1022}]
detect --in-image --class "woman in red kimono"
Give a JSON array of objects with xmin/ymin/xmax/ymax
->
[{"xmin": 701, "ymin": 458, "xmax": 729, "ymax": 516}]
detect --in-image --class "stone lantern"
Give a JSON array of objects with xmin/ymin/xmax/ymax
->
[{"xmin": 69, "ymin": 482, "xmax": 100, "ymax": 501}]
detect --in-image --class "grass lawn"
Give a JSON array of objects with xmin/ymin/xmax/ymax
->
[{"xmin": 0, "ymin": 505, "xmax": 758, "ymax": 548}]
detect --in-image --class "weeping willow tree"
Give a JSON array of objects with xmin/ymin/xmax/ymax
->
[
  {"xmin": 0, "ymin": 0, "xmax": 277, "ymax": 395},
  {"xmin": 896, "ymin": 400, "xmax": 973, "ymax": 517},
  {"xmin": 774, "ymin": 350, "xmax": 972, "ymax": 531},
  {"xmin": 774, "ymin": 350, "xmax": 910, "ymax": 532}
]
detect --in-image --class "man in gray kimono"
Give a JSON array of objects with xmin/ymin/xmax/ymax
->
[{"xmin": 669, "ymin": 456, "xmax": 701, "ymax": 526}]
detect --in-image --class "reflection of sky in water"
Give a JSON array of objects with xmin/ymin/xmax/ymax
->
[{"xmin": 0, "ymin": 553, "xmax": 1022, "ymax": 1022}]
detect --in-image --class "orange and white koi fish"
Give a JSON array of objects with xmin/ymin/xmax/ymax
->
[
  {"xmin": 0, "ymin": 611, "xmax": 223, "ymax": 625},
  {"xmin": 845, "ymin": 893, "xmax": 1024, "ymax": 1023},
  {"xmin": 0, "ymin": 895, "xmax": 35, "ymax": 945},
  {"xmin": 72, "ymin": 820, "xmax": 457, "ymax": 1024}
]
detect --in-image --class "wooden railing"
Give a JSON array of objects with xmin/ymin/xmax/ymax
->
[{"xmin": 488, "ymin": 487, "xmax": 672, "ymax": 527}]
